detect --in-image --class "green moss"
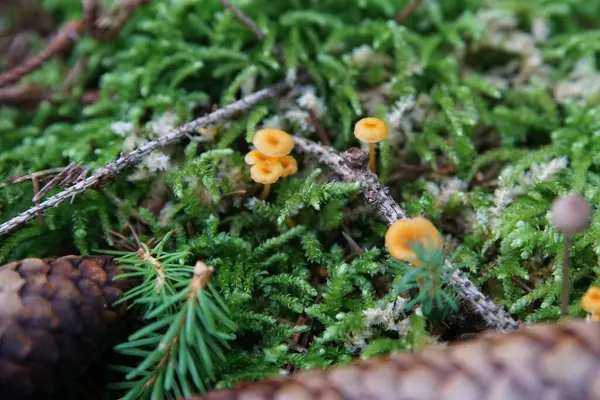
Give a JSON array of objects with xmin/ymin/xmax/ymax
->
[{"xmin": 4, "ymin": 0, "xmax": 600, "ymax": 398}]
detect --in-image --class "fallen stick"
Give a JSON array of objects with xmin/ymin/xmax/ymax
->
[{"xmin": 0, "ymin": 79, "xmax": 292, "ymax": 236}]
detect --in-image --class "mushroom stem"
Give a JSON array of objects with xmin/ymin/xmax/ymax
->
[
  {"xmin": 368, "ymin": 143, "xmax": 376, "ymax": 173},
  {"xmin": 259, "ymin": 184, "xmax": 271, "ymax": 200},
  {"xmin": 561, "ymin": 235, "xmax": 572, "ymax": 317}
]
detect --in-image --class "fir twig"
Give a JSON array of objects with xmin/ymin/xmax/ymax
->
[
  {"xmin": 293, "ymin": 137, "xmax": 521, "ymax": 332},
  {"xmin": 0, "ymin": 79, "xmax": 293, "ymax": 237}
]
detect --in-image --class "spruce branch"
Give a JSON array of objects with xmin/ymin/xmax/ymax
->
[
  {"xmin": 0, "ymin": 79, "xmax": 292, "ymax": 237},
  {"xmin": 108, "ymin": 234, "xmax": 236, "ymax": 399},
  {"xmin": 293, "ymin": 137, "xmax": 521, "ymax": 332}
]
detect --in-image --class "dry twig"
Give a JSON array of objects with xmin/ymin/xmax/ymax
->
[
  {"xmin": 84, "ymin": 0, "xmax": 149, "ymax": 40},
  {"xmin": 293, "ymin": 137, "xmax": 520, "ymax": 332},
  {"xmin": 217, "ymin": 0, "xmax": 266, "ymax": 41},
  {"xmin": 0, "ymin": 79, "xmax": 292, "ymax": 237},
  {"xmin": 395, "ymin": 0, "xmax": 421, "ymax": 23},
  {"xmin": 0, "ymin": 20, "xmax": 83, "ymax": 88},
  {"xmin": 215, "ymin": 0, "xmax": 285, "ymax": 66},
  {"xmin": 31, "ymin": 163, "xmax": 90, "ymax": 202},
  {"xmin": 0, "ymin": 0, "xmax": 148, "ymax": 89},
  {"xmin": 307, "ymin": 108, "xmax": 331, "ymax": 146}
]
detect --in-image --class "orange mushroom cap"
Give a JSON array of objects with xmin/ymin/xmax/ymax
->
[
  {"xmin": 278, "ymin": 155, "xmax": 298, "ymax": 177},
  {"xmin": 250, "ymin": 159, "xmax": 283, "ymax": 184},
  {"xmin": 581, "ymin": 286, "xmax": 600, "ymax": 313},
  {"xmin": 385, "ymin": 217, "xmax": 442, "ymax": 267},
  {"xmin": 244, "ymin": 150, "xmax": 271, "ymax": 165},
  {"xmin": 354, "ymin": 117, "xmax": 389, "ymax": 143},
  {"xmin": 253, "ymin": 129, "xmax": 294, "ymax": 157}
]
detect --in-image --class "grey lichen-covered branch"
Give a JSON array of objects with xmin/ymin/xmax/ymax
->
[
  {"xmin": 293, "ymin": 137, "xmax": 521, "ymax": 332},
  {"xmin": 0, "ymin": 79, "xmax": 292, "ymax": 237}
]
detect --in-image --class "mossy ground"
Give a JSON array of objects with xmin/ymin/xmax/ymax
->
[{"xmin": 3, "ymin": 0, "xmax": 600, "ymax": 398}]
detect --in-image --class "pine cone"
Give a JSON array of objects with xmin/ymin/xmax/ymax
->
[
  {"xmin": 0, "ymin": 255, "xmax": 133, "ymax": 398},
  {"xmin": 195, "ymin": 320, "xmax": 600, "ymax": 400}
]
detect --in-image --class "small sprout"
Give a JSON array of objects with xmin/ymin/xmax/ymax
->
[
  {"xmin": 385, "ymin": 217, "xmax": 442, "ymax": 267},
  {"xmin": 354, "ymin": 117, "xmax": 388, "ymax": 174},
  {"xmin": 253, "ymin": 128, "xmax": 294, "ymax": 157},
  {"xmin": 550, "ymin": 193, "xmax": 592, "ymax": 318},
  {"xmin": 581, "ymin": 286, "xmax": 600, "ymax": 321},
  {"xmin": 244, "ymin": 150, "xmax": 271, "ymax": 165},
  {"xmin": 250, "ymin": 159, "xmax": 283, "ymax": 200},
  {"xmin": 278, "ymin": 155, "xmax": 298, "ymax": 177}
]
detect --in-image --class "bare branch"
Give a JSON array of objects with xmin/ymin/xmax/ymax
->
[
  {"xmin": 293, "ymin": 137, "xmax": 520, "ymax": 332},
  {"xmin": 0, "ymin": 79, "xmax": 292, "ymax": 237}
]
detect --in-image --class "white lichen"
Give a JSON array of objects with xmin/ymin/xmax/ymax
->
[
  {"xmin": 350, "ymin": 45, "xmax": 375, "ymax": 68},
  {"xmin": 110, "ymin": 121, "xmax": 134, "ymax": 137},
  {"xmin": 149, "ymin": 112, "xmax": 178, "ymax": 137},
  {"xmin": 297, "ymin": 89, "xmax": 327, "ymax": 117},
  {"xmin": 144, "ymin": 152, "xmax": 171, "ymax": 172},
  {"xmin": 261, "ymin": 114, "xmax": 283, "ymax": 130},
  {"xmin": 554, "ymin": 58, "xmax": 600, "ymax": 104}
]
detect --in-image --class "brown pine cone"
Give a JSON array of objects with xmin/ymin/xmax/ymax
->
[
  {"xmin": 0, "ymin": 255, "xmax": 133, "ymax": 399},
  {"xmin": 194, "ymin": 319, "xmax": 600, "ymax": 400}
]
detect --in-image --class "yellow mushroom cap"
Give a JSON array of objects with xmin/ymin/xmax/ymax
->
[
  {"xmin": 385, "ymin": 217, "xmax": 441, "ymax": 267},
  {"xmin": 244, "ymin": 150, "xmax": 271, "ymax": 165},
  {"xmin": 581, "ymin": 286, "xmax": 600, "ymax": 313},
  {"xmin": 253, "ymin": 129, "xmax": 294, "ymax": 157},
  {"xmin": 354, "ymin": 117, "xmax": 389, "ymax": 143},
  {"xmin": 278, "ymin": 155, "xmax": 298, "ymax": 177},
  {"xmin": 250, "ymin": 159, "xmax": 283, "ymax": 184}
]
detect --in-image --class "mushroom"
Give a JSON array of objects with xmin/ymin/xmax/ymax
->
[
  {"xmin": 385, "ymin": 217, "xmax": 441, "ymax": 267},
  {"xmin": 250, "ymin": 159, "xmax": 283, "ymax": 200},
  {"xmin": 354, "ymin": 117, "xmax": 388, "ymax": 173},
  {"xmin": 278, "ymin": 155, "xmax": 298, "ymax": 178},
  {"xmin": 581, "ymin": 286, "xmax": 600, "ymax": 321},
  {"xmin": 253, "ymin": 128, "xmax": 294, "ymax": 157},
  {"xmin": 244, "ymin": 150, "xmax": 271, "ymax": 165},
  {"xmin": 550, "ymin": 193, "xmax": 592, "ymax": 317}
]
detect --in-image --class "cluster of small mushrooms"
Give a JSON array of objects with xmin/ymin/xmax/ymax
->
[
  {"xmin": 244, "ymin": 118, "xmax": 441, "ymax": 269},
  {"xmin": 246, "ymin": 116, "xmax": 391, "ymax": 200},
  {"xmin": 245, "ymin": 128, "xmax": 298, "ymax": 199}
]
